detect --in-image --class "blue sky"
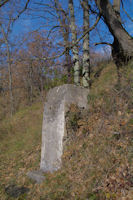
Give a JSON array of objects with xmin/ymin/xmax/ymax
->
[{"xmin": 2, "ymin": 0, "xmax": 133, "ymax": 57}]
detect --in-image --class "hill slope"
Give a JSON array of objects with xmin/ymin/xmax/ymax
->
[{"xmin": 0, "ymin": 62, "xmax": 133, "ymax": 200}]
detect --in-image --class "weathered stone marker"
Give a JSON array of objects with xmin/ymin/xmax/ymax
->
[
  {"xmin": 40, "ymin": 84, "xmax": 89, "ymax": 172},
  {"xmin": 27, "ymin": 84, "xmax": 89, "ymax": 183}
]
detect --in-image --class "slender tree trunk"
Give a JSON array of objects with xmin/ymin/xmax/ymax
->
[
  {"xmin": 64, "ymin": 30, "xmax": 72, "ymax": 83},
  {"xmin": 7, "ymin": 50, "xmax": 14, "ymax": 116},
  {"xmin": 39, "ymin": 63, "xmax": 44, "ymax": 101},
  {"xmin": 28, "ymin": 61, "xmax": 33, "ymax": 103},
  {"xmin": 0, "ymin": 24, "xmax": 14, "ymax": 116},
  {"xmin": 54, "ymin": 0, "xmax": 72, "ymax": 83},
  {"xmin": 95, "ymin": 0, "xmax": 133, "ymax": 66},
  {"xmin": 82, "ymin": 0, "xmax": 90, "ymax": 87},
  {"xmin": 68, "ymin": 0, "xmax": 80, "ymax": 85}
]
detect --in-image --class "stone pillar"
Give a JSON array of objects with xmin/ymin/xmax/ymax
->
[{"xmin": 40, "ymin": 84, "xmax": 89, "ymax": 172}]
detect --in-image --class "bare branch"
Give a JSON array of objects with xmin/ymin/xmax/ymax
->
[
  {"xmin": 31, "ymin": 15, "xmax": 100, "ymax": 61},
  {"xmin": 95, "ymin": 42, "xmax": 112, "ymax": 46},
  {"xmin": 74, "ymin": 15, "xmax": 100, "ymax": 46},
  {"xmin": 28, "ymin": 15, "xmax": 101, "ymax": 62},
  {"xmin": 12, "ymin": 0, "xmax": 30, "ymax": 22},
  {"xmin": 17, "ymin": 49, "xmax": 66, "ymax": 62},
  {"xmin": 28, "ymin": 7, "xmax": 58, "ymax": 19},
  {"xmin": 122, "ymin": 3, "xmax": 133, "ymax": 22},
  {"xmin": 34, "ymin": 2, "xmax": 67, "ymax": 14},
  {"xmin": 47, "ymin": 25, "xmax": 62, "ymax": 38},
  {"xmin": 0, "ymin": 0, "xmax": 9, "ymax": 8}
]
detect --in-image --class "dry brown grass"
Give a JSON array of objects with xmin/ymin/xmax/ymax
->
[{"xmin": 0, "ymin": 62, "xmax": 133, "ymax": 200}]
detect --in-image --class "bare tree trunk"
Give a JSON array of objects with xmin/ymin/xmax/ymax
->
[
  {"xmin": 64, "ymin": 31, "xmax": 72, "ymax": 83},
  {"xmin": 82, "ymin": 0, "xmax": 90, "ymax": 87},
  {"xmin": 0, "ymin": 24, "xmax": 14, "ymax": 116},
  {"xmin": 7, "ymin": 50, "xmax": 14, "ymax": 116},
  {"xmin": 113, "ymin": 0, "xmax": 120, "ymax": 14},
  {"xmin": 68, "ymin": 0, "xmax": 80, "ymax": 85},
  {"xmin": 95, "ymin": 0, "xmax": 133, "ymax": 66},
  {"xmin": 54, "ymin": 0, "xmax": 72, "ymax": 82},
  {"xmin": 39, "ymin": 63, "xmax": 44, "ymax": 101},
  {"xmin": 28, "ymin": 61, "xmax": 33, "ymax": 103}
]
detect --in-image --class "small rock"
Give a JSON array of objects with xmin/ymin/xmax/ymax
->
[
  {"xmin": 5, "ymin": 184, "xmax": 29, "ymax": 198},
  {"xmin": 27, "ymin": 170, "xmax": 45, "ymax": 184}
]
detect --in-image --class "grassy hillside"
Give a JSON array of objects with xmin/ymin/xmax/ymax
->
[{"xmin": 0, "ymin": 62, "xmax": 133, "ymax": 200}]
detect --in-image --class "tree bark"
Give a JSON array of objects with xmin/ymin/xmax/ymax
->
[
  {"xmin": 27, "ymin": 61, "xmax": 33, "ymax": 103},
  {"xmin": 95, "ymin": 0, "xmax": 133, "ymax": 66},
  {"xmin": 64, "ymin": 32, "xmax": 72, "ymax": 83},
  {"xmin": 54, "ymin": 0, "xmax": 72, "ymax": 82},
  {"xmin": 69, "ymin": 0, "xmax": 80, "ymax": 85},
  {"xmin": 82, "ymin": 0, "xmax": 90, "ymax": 87},
  {"xmin": 113, "ymin": 0, "xmax": 120, "ymax": 14}
]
